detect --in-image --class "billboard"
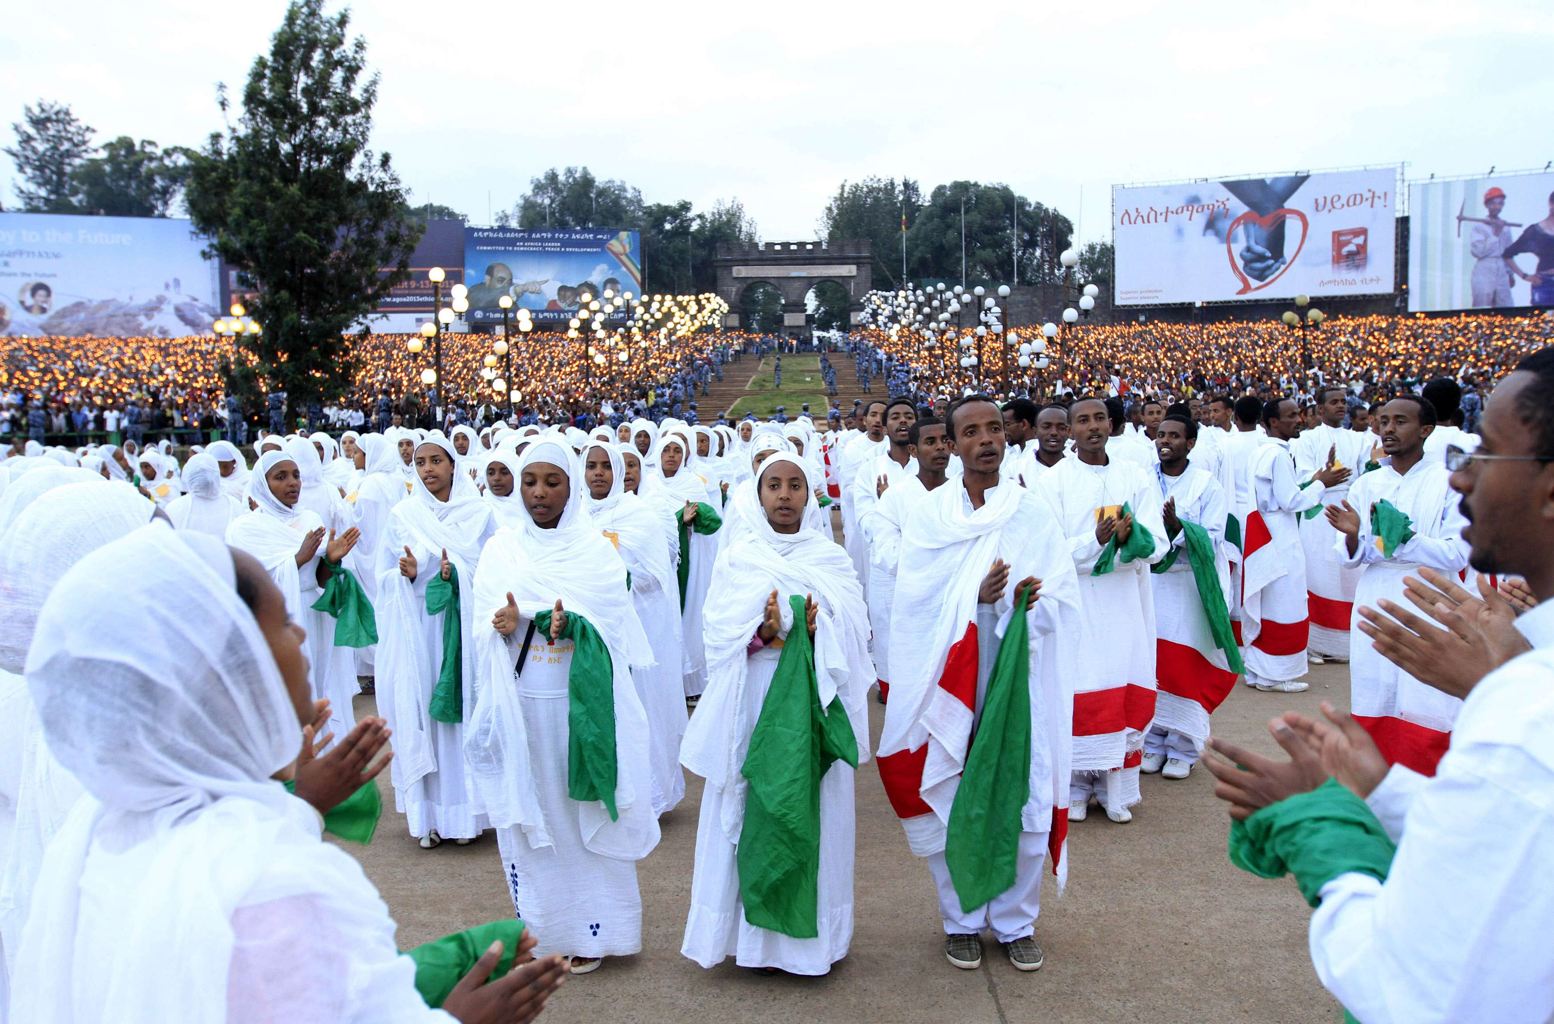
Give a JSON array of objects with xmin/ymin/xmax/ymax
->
[
  {"xmin": 1409, "ymin": 171, "xmax": 1554, "ymax": 311},
  {"xmin": 0, "ymin": 212, "xmax": 220, "ymax": 336},
  {"xmin": 377, "ymin": 219, "xmax": 466, "ymax": 312},
  {"xmin": 462, "ymin": 228, "xmax": 643, "ymax": 324},
  {"xmin": 1112, "ymin": 169, "xmax": 1397, "ymax": 305}
]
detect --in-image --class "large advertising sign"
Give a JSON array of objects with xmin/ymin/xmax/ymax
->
[
  {"xmin": 1409, "ymin": 171, "xmax": 1554, "ymax": 311},
  {"xmin": 0, "ymin": 212, "xmax": 220, "ymax": 336},
  {"xmin": 462, "ymin": 228, "xmax": 643, "ymax": 324},
  {"xmin": 1112, "ymin": 169, "xmax": 1398, "ymax": 305}
]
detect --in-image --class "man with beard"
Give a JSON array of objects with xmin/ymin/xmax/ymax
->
[
  {"xmin": 1145, "ymin": 414, "xmax": 1238, "ymax": 780},
  {"xmin": 856, "ymin": 399, "xmax": 920, "ymax": 695},
  {"xmin": 1295, "ymin": 386, "xmax": 1375, "ymax": 664},
  {"xmin": 1326, "ymin": 396, "xmax": 1470, "ymax": 775},
  {"xmin": 1203, "ymin": 348, "xmax": 1554, "ymax": 1024},
  {"xmin": 1036, "ymin": 398, "xmax": 1165, "ymax": 822},
  {"xmin": 1240, "ymin": 398, "xmax": 1349, "ymax": 693},
  {"xmin": 1015, "ymin": 405, "xmax": 1070, "ymax": 485}
]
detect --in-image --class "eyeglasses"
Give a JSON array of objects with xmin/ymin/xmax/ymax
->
[{"xmin": 1445, "ymin": 444, "xmax": 1554, "ymax": 472}]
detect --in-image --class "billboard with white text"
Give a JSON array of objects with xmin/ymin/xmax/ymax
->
[
  {"xmin": 1408, "ymin": 171, "xmax": 1554, "ymax": 311},
  {"xmin": 462, "ymin": 228, "xmax": 642, "ymax": 324},
  {"xmin": 1112, "ymin": 169, "xmax": 1398, "ymax": 305},
  {"xmin": 0, "ymin": 212, "xmax": 220, "ymax": 336}
]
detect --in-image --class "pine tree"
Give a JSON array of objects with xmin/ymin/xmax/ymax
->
[{"xmin": 5, "ymin": 100, "xmax": 96, "ymax": 212}]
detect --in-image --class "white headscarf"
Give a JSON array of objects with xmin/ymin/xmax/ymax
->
[
  {"xmin": 481, "ymin": 448, "xmax": 527, "ymax": 529},
  {"xmin": 165, "ymin": 453, "xmax": 242, "ymax": 537},
  {"xmin": 643, "ymin": 431, "xmax": 711, "ymax": 505},
  {"xmin": 583, "ymin": 443, "xmax": 677, "ymax": 600},
  {"xmin": 285, "ymin": 436, "xmax": 347, "ymax": 530},
  {"xmin": 14, "ymin": 524, "xmax": 438, "ymax": 1022}
]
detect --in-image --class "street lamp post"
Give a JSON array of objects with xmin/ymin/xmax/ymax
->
[
  {"xmin": 425, "ymin": 266, "xmax": 447, "ymax": 426},
  {"xmin": 1280, "ymin": 294, "xmax": 1324, "ymax": 378}
]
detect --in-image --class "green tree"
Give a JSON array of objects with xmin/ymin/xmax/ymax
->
[
  {"xmin": 498, "ymin": 166, "xmax": 644, "ymax": 229},
  {"xmin": 1077, "ymin": 240, "xmax": 1114, "ymax": 288},
  {"xmin": 5, "ymin": 100, "xmax": 96, "ymax": 212},
  {"xmin": 185, "ymin": 0, "xmax": 421, "ymax": 408},
  {"xmin": 905, "ymin": 181, "xmax": 1073, "ymax": 287},
  {"xmin": 640, "ymin": 199, "xmax": 695, "ymax": 294},
  {"xmin": 72, "ymin": 137, "xmax": 196, "ymax": 216},
  {"xmin": 689, "ymin": 198, "xmax": 757, "ymax": 292},
  {"xmin": 809, "ymin": 280, "xmax": 849, "ymax": 332},
  {"xmin": 406, "ymin": 201, "xmax": 466, "ymax": 223},
  {"xmin": 740, "ymin": 282, "xmax": 782, "ymax": 332},
  {"xmin": 819, "ymin": 176, "xmax": 923, "ymax": 289}
]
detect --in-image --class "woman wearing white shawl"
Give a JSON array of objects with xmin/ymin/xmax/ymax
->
[
  {"xmin": 0, "ymin": 479, "xmax": 152, "ymax": 1011},
  {"xmin": 467, "ymin": 440, "xmax": 659, "ymax": 971},
  {"xmin": 583, "ymin": 443, "xmax": 687, "ymax": 816},
  {"xmin": 11, "ymin": 524, "xmax": 564, "ymax": 1022},
  {"xmin": 641, "ymin": 430, "xmax": 723, "ymax": 700},
  {"xmin": 205, "ymin": 440, "xmax": 251, "ymax": 502},
  {"xmin": 285, "ymin": 435, "xmax": 350, "ymax": 531},
  {"xmin": 629, "ymin": 418, "xmax": 659, "ymax": 472},
  {"xmin": 449, "ymin": 425, "xmax": 482, "ymax": 482},
  {"xmin": 482, "ymin": 449, "xmax": 528, "ymax": 529},
  {"xmin": 166, "ymin": 452, "xmax": 245, "ymax": 537},
  {"xmin": 375, "ymin": 438, "xmax": 496, "ymax": 848},
  {"xmin": 680, "ymin": 453, "xmax": 871, "ymax": 975},
  {"xmin": 226, "ymin": 451, "xmax": 361, "ymax": 746},
  {"xmin": 312, "ymin": 431, "xmax": 355, "ymax": 492},
  {"xmin": 723, "ymin": 434, "xmax": 833, "ymax": 543},
  {"xmin": 136, "ymin": 449, "xmax": 183, "ymax": 507},
  {"xmin": 344, "ymin": 434, "xmax": 404, "ymax": 678}
]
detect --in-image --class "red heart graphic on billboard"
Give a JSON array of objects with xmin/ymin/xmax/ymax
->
[{"xmin": 1225, "ymin": 208, "xmax": 1309, "ymax": 295}]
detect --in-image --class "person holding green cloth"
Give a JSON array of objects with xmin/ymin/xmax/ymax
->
[
  {"xmin": 375, "ymin": 437, "xmax": 497, "ymax": 850},
  {"xmin": 470, "ymin": 439, "xmax": 659, "ymax": 977},
  {"xmin": 1325, "ymin": 396, "xmax": 1471, "ymax": 776},
  {"xmin": 680, "ymin": 453, "xmax": 872, "ymax": 976}
]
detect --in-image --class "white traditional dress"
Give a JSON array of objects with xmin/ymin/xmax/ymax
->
[
  {"xmin": 641, "ymin": 431, "xmax": 723, "ymax": 699},
  {"xmin": 1293, "ymin": 422, "xmax": 1373, "ymax": 658},
  {"xmin": 1241, "ymin": 438, "xmax": 1327, "ymax": 689}
]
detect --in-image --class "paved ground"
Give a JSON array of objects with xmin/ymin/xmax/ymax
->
[{"xmin": 349, "ymin": 656, "xmax": 1351, "ymax": 1023}]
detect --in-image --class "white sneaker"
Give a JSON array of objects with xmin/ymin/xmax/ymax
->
[
  {"xmin": 1105, "ymin": 805, "xmax": 1133, "ymax": 824},
  {"xmin": 1308, "ymin": 652, "xmax": 1326, "ymax": 665},
  {"xmin": 418, "ymin": 830, "xmax": 442, "ymax": 850},
  {"xmin": 1254, "ymin": 679, "xmax": 1310, "ymax": 693},
  {"xmin": 1140, "ymin": 751, "xmax": 1167, "ymax": 774},
  {"xmin": 1067, "ymin": 799, "xmax": 1089, "ymax": 822},
  {"xmin": 1162, "ymin": 757, "xmax": 1192, "ymax": 780}
]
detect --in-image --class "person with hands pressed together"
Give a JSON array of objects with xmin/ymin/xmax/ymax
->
[
  {"xmin": 468, "ymin": 440, "xmax": 659, "ymax": 977},
  {"xmin": 681, "ymin": 453, "xmax": 871, "ymax": 976},
  {"xmin": 1295, "ymin": 386, "xmax": 1375, "ymax": 664},
  {"xmin": 227, "ymin": 450, "xmax": 362, "ymax": 746},
  {"xmin": 375, "ymin": 438, "xmax": 497, "ymax": 850},
  {"xmin": 1325, "ymin": 396, "xmax": 1470, "ymax": 775},
  {"xmin": 1035, "ymin": 397, "xmax": 1166, "ymax": 823},
  {"xmin": 879, "ymin": 396, "xmax": 1080, "ymax": 973},
  {"xmin": 1203, "ymin": 347, "xmax": 1554, "ymax": 1024}
]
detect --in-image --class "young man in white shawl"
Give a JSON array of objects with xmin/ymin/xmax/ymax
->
[
  {"xmin": 1324, "ymin": 396, "xmax": 1470, "ymax": 776},
  {"xmin": 12, "ymin": 523, "xmax": 568, "ymax": 1023},
  {"xmin": 878, "ymin": 396, "xmax": 1081, "ymax": 974},
  {"xmin": 375, "ymin": 438, "xmax": 497, "ymax": 849},
  {"xmin": 584, "ymin": 443, "xmax": 688, "ymax": 817},
  {"xmin": 838, "ymin": 400, "xmax": 888, "ymax": 590},
  {"xmin": 1034, "ymin": 398, "xmax": 1167, "ymax": 823},
  {"xmin": 643, "ymin": 430, "xmax": 723, "ymax": 702},
  {"xmin": 1145, "ymin": 415, "xmax": 1240, "ymax": 781},
  {"xmin": 468, "ymin": 440, "xmax": 660, "ymax": 975},
  {"xmin": 854, "ymin": 399, "xmax": 920, "ymax": 695},
  {"xmin": 867, "ymin": 414, "xmax": 951, "ymax": 703},
  {"xmin": 226, "ymin": 450, "xmax": 362, "ymax": 745},
  {"xmin": 681, "ymin": 453, "xmax": 872, "ymax": 976}
]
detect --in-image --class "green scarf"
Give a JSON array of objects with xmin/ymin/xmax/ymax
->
[
  {"xmin": 310, "ymin": 562, "xmax": 378, "ymax": 647},
  {"xmin": 1298, "ymin": 478, "xmax": 1326, "ymax": 521},
  {"xmin": 944, "ymin": 588, "xmax": 1033, "ymax": 912},
  {"xmin": 535, "ymin": 608, "xmax": 620, "ymax": 821},
  {"xmin": 675, "ymin": 501, "xmax": 723, "ymax": 610},
  {"xmin": 1151, "ymin": 520, "xmax": 1246, "ymax": 674},
  {"xmin": 1228, "ymin": 778, "xmax": 1395, "ymax": 908},
  {"xmin": 405, "ymin": 920, "xmax": 526, "ymax": 1008},
  {"xmin": 738, "ymin": 594, "xmax": 859, "ymax": 938},
  {"xmin": 1092, "ymin": 502, "xmax": 1156, "ymax": 576},
  {"xmin": 282, "ymin": 777, "xmax": 382, "ymax": 845},
  {"xmin": 1370, "ymin": 499, "xmax": 1415, "ymax": 558},
  {"xmin": 425, "ymin": 564, "xmax": 463, "ymax": 724},
  {"xmin": 1225, "ymin": 512, "xmax": 1242, "ymax": 553}
]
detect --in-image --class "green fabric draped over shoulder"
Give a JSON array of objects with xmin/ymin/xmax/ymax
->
[
  {"xmin": 404, "ymin": 919, "xmax": 526, "ymax": 1008},
  {"xmin": 535, "ymin": 608, "xmax": 620, "ymax": 821},
  {"xmin": 282, "ymin": 777, "xmax": 382, "ymax": 845},
  {"xmin": 738, "ymin": 594, "xmax": 859, "ymax": 939},
  {"xmin": 945, "ymin": 588, "xmax": 1033, "ymax": 913},
  {"xmin": 1370, "ymin": 499, "xmax": 1416, "ymax": 558},
  {"xmin": 425, "ymin": 564, "xmax": 463, "ymax": 724},
  {"xmin": 675, "ymin": 501, "xmax": 723, "ymax": 609},
  {"xmin": 310, "ymin": 562, "xmax": 378, "ymax": 647},
  {"xmin": 1151, "ymin": 519, "xmax": 1246, "ymax": 674},
  {"xmin": 1228, "ymin": 778, "xmax": 1395, "ymax": 908},
  {"xmin": 1092, "ymin": 501, "xmax": 1156, "ymax": 576}
]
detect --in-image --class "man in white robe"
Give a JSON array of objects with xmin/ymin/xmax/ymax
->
[
  {"xmin": 1035, "ymin": 398, "xmax": 1166, "ymax": 822},
  {"xmin": 855, "ymin": 399, "xmax": 919, "ymax": 693},
  {"xmin": 879, "ymin": 396, "xmax": 1080, "ymax": 974},
  {"xmin": 1326, "ymin": 397, "xmax": 1470, "ymax": 776},
  {"xmin": 839, "ymin": 401, "xmax": 887, "ymax": 593}
]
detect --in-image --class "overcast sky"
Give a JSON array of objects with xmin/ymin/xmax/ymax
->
[{"xmin": 3, "ymin": 0, "xmax": 1550, "ymax": 244}]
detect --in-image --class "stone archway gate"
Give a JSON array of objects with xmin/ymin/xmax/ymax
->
[{"xmin": 712, "ymin": 239, "xmax": 873, "ymax": 338}]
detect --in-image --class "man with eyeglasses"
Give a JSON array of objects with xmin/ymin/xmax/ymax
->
[
  {"xmin": 1324, "ymin": 396, "xmax": 1470, "ymax": 775},
  {"xmin": 1202, "ymin": 347, "xmax": 1554, "ymax": 1024}
]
